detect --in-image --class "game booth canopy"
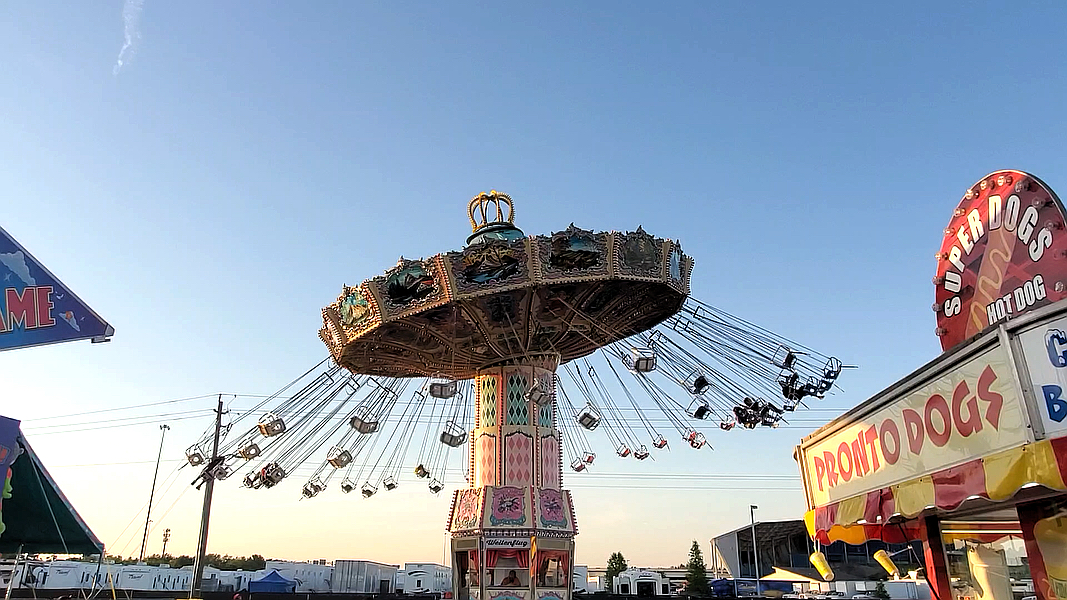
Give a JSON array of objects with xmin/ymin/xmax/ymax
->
[{"xmin": 0, "ymin": 225, "xmax": 113, "ymax": 554}]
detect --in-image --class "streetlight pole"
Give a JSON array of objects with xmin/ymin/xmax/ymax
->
[
  {"xmin": 140, "ymin": 424, "xmax": 170, "ymax": 562},
  {"xmin": 749, "ymin": 505, "xmax": 760, "ymax": 589},
  {"xmin": 162, "ymin": 528, "xmax": 171, "ymax": 558}
]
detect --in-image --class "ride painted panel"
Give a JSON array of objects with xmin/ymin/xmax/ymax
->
[
  {"xmin": 935, "ymin": 170, "xmax": 1067, "ymax": 351},
  {"xmin": 504, "ymin": 431, "xmax": 534, "ymax": 488}
]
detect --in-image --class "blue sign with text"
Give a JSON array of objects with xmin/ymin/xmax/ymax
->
[{"xmin": 0, "ymin": 226, "xmax": 113, "ymax": 351}]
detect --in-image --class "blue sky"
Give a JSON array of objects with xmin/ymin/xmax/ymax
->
[{"xmin": 3, "ymin": 1, "xmax": 1067, "ymax": 567}]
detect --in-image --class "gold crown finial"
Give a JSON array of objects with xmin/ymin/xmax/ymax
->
[{"xmin": 467, "ymin": 190, "xmax": 515, "ymax": 233}]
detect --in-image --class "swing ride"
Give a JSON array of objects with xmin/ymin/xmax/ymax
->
[{"xmin": 184, "ymin": 190, "xmax": 847, "ymax": 600}]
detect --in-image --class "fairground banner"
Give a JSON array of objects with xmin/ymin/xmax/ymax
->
[
  {"xmin": 799, "ymin": 344, "xmax": 1029, "ymax": 507},
  {"xmin": 0, "ymin": 226, "xmax": 114, "ymax": 351}
]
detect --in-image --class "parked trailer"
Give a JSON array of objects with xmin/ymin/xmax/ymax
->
[{"xmin": 331, "ymin": 560, "xmax": 399, "ymax": 594}]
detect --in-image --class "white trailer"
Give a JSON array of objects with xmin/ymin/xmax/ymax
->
[
  {"xmin": 613, "ymin": 570, "xmax": 670, "ymax": 596},
  {"xmin": 331, "ymin": 559, "xmax": 399, "ymax": 594},
  {"xmin": 399, "ymin": 563, "xmax": 452, "ymax": 595}
]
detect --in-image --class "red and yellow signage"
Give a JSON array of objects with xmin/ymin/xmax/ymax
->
[
  {"xmin": 935, "ymin": 170, "xmax": 1067, "ymax": 351},
  {"xmin": 800, "ymin": 345, "xmax": 1029, "ymax": 507}
]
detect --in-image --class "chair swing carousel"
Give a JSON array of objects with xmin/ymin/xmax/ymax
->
[{"xmin": 184, "ymin": 191, "xmax": 848, "ymax": 600}]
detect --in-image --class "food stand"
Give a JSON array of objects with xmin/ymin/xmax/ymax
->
[{"xmin": 796, "ymin": 171, "xmax": 1067, "ymax": 600}]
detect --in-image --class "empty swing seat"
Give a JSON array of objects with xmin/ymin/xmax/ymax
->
[
  {"xmin": 327, "ymin": 446, "xmax": 353, "ymax": 468},
  {"xmin": 415, "ymin": 464, "xmax": 429, "ymax": 478},
  {"xmin": 186, "ymin": 448, "xmax": 206, "ymax": 467},
  {"xmin": 350, "ymin": 409, "xmax": 380, "ymax": 434},
  {"xmin": 428, "ymin": 479, "xmax": 444, "ymax": 494},
  {"xmin": 383, "ymin": 476, "xmax": 398, "ymax": 490},
  {"xmin": 652, "ymin": 435, "xmax": 668, "ymax": 449},
  {"xmin": 689, "ymin": 373, "xmax": 711, "ymax": 395},
  {"xmin": 340, "ymin": 479, "xmax": 357, "ymax": 494},
  {"xmin": 525, "ymin": 382, "xmax": 552, "ymax": 406},
  {"xmin": 634, "ymin": 445, "xmax": 650, "ymax": 460},
  {"xmin": 687, "ymin": 399, "xmax": 711, "ymax": 420},
  {"xmin": 239, "ymin": 441, "xmax": 261, "ymax": 460},
  {"xmin": 440, "ymin": 421, "xmax": 468, "ymax": 447},
  {"xmin": 570, "ymin": 458, "xmax": 587, "ymax": 472},
  {"xmin": 258, "ymin": 413, "xmax": 287, "ymax": 437},
  {"xmin": 577, "ymin": 404, "xmax": 602, "ymax": 430},
  {"xmin": 361, "ymin": 483, "xmax": 377, "ymax": 498},
  {"xmin": 429, "ymin": 377, "xmax": 458, "ymax": 399},
  {"xmin": 719, "ymin": 421, "xmax": 736, "ymax": 431},
  {"xmin": 616, "ymin": 443, "xmax": 631, "ymax": 458},
  {"xmin": 582, "ymin": 451, "xmax": 596, "ymax": 465},
  {"xmin": 244, "ymin": 472, "xmax": 264, "ymax": 489},
  {"xmin": 624, "ymin": 347, "xmax": 657, "ymax": 373},
  {"xmin": 212, "ymin": 463, "xmax": 232, "ymax": 480}
]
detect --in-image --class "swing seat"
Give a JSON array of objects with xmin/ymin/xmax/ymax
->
[
  {"xmin": 616, "ymin": 443, "xmax": 631, "ymax": 458},
  {"xmin": 361, "ymin": 483, "xmax": 377, "ymax": 498},
  {"xmin": 440, "ymin": 421, "xmax": 468, "ymax": 447},
  {"xmin": 350, "ymin": 410, "xmax": 380, "ymax": 434},
  {"xmin": 186, "ymin": 448, "xmax": 206, "ymax": 467},
  {"xmin": 415, "ymin": 464, "xmax": 430, "ymax": 478},
  {"xmin": 429, "ymin": 377, "xmax": 458, "ymax": 399},
  {"xmin": 687, "ymin": 399, "xmax": 711, "ymax": 420},
  {"xmin": 582, "ymin": 451, "xmax": 596, "ymax": 465},
  {"xmin": 570, "ymin": 458, "xmax": 586, "ymax": 472},
  {"xmin": 258, "ymin": 413, "xmax": 287, "ymax": 437},
  {"xmin": 340, "ymin": 479, "xmax": 357, "ymax": 494},
  {"xmin": 428, "ymin": 479, "xmax": 444, "ymax": 494},
  {"xmin": 577, "ymin": 404, "xmax": 602, "ymax": 430},
  {"xmin": 525, "ymin": 382, "xmax": 552, "ymax": 406},
  {"xmin": 327, "ymin": 446, "xmax": 353, "ymax": 468},
  {"xmin": 239, "ymin": 441, "xmax": 261, "ymax": 460},
  {"xmin": 652, "ymin": 435, "xmax": 668, "ymax": 449},
  {"xmin": 383, "ymin": 476, "xmax": 398, "ymax": 490},
  {"xmin": 302, "ymin": 479, "xmax": 325, "ymax": 498},
  {"xmin": 624, "ymin": 347, "xmax": 657, "ymax": 373},
  {"xmin": 634, "ymin": 445, "xmax": 650, "ymax": 460}
]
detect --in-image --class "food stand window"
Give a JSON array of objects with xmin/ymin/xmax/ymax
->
[
  {"xmin": 940, "ymin": 510, "xmax": 1032, "ymax": 600},
  {"xmin": 485, "ymin": 548, "xmax": 530, "ymax": 588}
]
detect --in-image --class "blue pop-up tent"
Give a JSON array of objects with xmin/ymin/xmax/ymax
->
[{"xmin": 249, "ymin": 570, "xmax": 297, "ymax": 593}]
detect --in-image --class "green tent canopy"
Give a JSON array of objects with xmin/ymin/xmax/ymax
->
[{"xmin": 0, "ymin": 417, "xmax": 103, "ymax": 555}]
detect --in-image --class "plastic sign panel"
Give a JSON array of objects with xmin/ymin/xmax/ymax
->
[
  {"xmin": 935, "ymin": 170, "xmax": 1067, "ymax": 352},
  {"xmin": 800, "ymin": 344, "xmax": 1028, "ymax": 507},
  {"xmin": 0, "ymin": 226, "xmax": 114, "ymax": 351},
  {"xmin": 1019, "ymin": 315, "xmax": 1067, "ymax": 439}
]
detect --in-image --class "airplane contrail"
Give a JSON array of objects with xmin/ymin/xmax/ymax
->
[{"xmin": 113, "ymin": 0, "xmax": 145, "ymax": 75}]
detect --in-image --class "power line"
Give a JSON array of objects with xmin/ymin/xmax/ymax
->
[{"xmin": 21, "ymin": 394, "xmax": 218, "ymax": 421}]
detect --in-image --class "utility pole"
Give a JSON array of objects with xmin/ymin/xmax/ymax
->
[
  {"xmin": 140, "ymin": 424, "xmax": 170, "ymax": 562},
  {"xmin": 749, "ymin": 505, "xmax": 760, "ymax": 589},
  {"xmin": 191, "ymin": 395, "xmax": 225, "ymax": 598},
  {"xmin": 162, "ymin": 528, "xmax": 171, "ymax": 558}
]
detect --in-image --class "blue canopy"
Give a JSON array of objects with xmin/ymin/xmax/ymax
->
[{"xmin": 249, "ymin": 570, "xmax": 296, "ymax": 593}]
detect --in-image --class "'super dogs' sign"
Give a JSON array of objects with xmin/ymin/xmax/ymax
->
[{"xmin": 935, "ymin": 170, "xmax": 1067, "ymax": 352}]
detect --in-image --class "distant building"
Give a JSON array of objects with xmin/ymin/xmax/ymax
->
[
  {"xmin": 264, "ymin": 560, "xmax": 334, "ymax": 592},
  {"xmin": 710, "ymin": 519, "xmax": 922, "ymax": 580},
  {"xmin": 397, "ymin": 563, "xmax": 452, "ymax": 595}
]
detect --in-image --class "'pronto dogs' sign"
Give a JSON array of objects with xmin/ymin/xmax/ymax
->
[
  {"xmin": 935, "ymin": 170, "xmax": 1067, "ymax": 352},
  {"xmin": 800, "ymin": 345, "xmax": 1029, "ymax": 507}
]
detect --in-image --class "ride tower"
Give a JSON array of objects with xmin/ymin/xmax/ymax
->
[{"xmin": 317, "ymin": 192, "xmax": 693, "ymax": 600}]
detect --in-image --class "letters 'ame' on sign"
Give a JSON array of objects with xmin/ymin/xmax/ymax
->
[
  {"xmin": 0, "ymin": 226, "xmax": 113, "ymax": 351},
  {"xmin": 935, "ymin": 170, "xmax": 1067, "ymax": 352}
]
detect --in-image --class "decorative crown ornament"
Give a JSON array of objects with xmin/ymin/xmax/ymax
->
[{"xmin": 467, "ymin": 190, "xmax": 515, "ymax": 233}]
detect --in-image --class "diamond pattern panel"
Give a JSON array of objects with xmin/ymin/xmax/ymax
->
[
  {"xmin": 480, "ymin": 376, "xmax": 498, "ymax": 427},
  {"xmin": 505, "ymin": 433, "xmax": 533, "ymax": 487},
  {"xmin": 476, "ymin": 434, "xmax": 497, "ymax": 487},
  {"xmin": 505, "ymin": 373, "xmax": 529, "ymax": 426},
  {"xmin": 539, "ymin": 402, "xmax": 553, "ymax": 428},
  {"xmin": 541, "ymin": 435, "xmax": 561, "ymax": 489}
]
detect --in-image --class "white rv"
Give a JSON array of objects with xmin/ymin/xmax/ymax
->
[{"xmin": 612, "ymin": 569, "xmax": 670, "ymax": 597}]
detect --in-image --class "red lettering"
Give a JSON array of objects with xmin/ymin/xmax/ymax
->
[
  {"xmin": 925, "ymin": 394, "xmax": 952, "ymax": 447},
  {"xmin": 5, "ymin": 287, "xmax": 37, "ymax": 330},
  {"xmin": 978, "ymin": 365, "xmax": 1003, "ymax": 429},
  {"xmin": 903, "ymin": 409, "xmax": 925, "ymax": 455},
  {"xmin": 35, "ymin": 286, "xmax": 54, "ymax": 327},
  {"xmin": 813, "ymin": 455, "xmax": 826, "ymax": 491},
  {"xmin": 837, "ymin": 442, "xmax": 853, "ymax": 482},
  {"xmin": 851, "ymin": 435, "xmax": 869, "ymax": 477},
  {"xmin": 864, "ymin": 425, "xmax": 881, "ymax": 472},
  {"xmin": 879, "ymin": 419, "xmax": 901, "ymax": 465},
  {"xmin": 822, "ymin": 451, "xmax": 839, "ymax": 487},
  {"xmin": 951, "ymin": 380, "xmax": 983, "ymax": 436}
]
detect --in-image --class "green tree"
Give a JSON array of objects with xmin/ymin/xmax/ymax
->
[
  {"xmin": 606, "ymin": 552, "xmax": 628, "ymax": 593},
  {"xmin": 685, "ymin": 541, "xmax": 710, "ymax": 596},
  {"xmin": 873, "ymin": 582, "xmax": 890, "ymax": 600}
]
